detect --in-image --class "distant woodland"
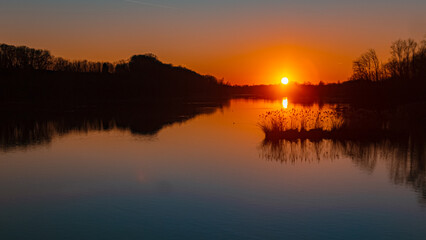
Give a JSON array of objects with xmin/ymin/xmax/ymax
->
[
  {"xmin": 0, "ymin": 43, "xmax": 229, "ymax": 105},
  {"xmin": 1, "ymin": 38, "xmax": 425, "ymax": 105}
]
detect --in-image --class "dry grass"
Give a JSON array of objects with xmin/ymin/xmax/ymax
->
[
  {"xmin": 259, "ymin": 107, "xmax": 344, "ymax": 134},
  {"xmin": 259, "ymin": 103, "xmax": 426, "ymax": 141}
]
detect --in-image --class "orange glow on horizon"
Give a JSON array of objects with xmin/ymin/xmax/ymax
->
[{"xmin": 2, "ymin": 0, "xmax": 422, "ymax": 86}]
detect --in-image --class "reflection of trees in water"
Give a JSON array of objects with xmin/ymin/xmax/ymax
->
[
  {"xmin": 260, "ymin": 139, "xmax": 341, "ymax": 164},
  {"xmin": 260, "ymin": 137, "xmax": 426, "ymax": 204},
  {"xmin": 387, "ymin": 136, "xmax": 426, "ymax": 202},
  {"xmin": 0, "ymin": 100, "xmax": 229, "ymax": 151},
  {"xmin": 0, "ymin": 117, "xmax": 118, "ymax": 150}
]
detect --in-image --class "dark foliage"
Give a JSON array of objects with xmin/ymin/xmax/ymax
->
[{"xmin": 0, "ymin": 43, "xmax": 230, "ymax": 104}]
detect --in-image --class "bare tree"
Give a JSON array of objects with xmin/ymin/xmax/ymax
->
[
  {"xmin": 351, "ymin": 49, "xmax": 381, "ymax": 82},
  {"xmin": 388, "ymin": 39, "xmax": 418, "ymax": 80}
]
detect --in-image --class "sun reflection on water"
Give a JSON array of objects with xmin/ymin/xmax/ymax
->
[{"xmin": 282, "ymin": 98, "xmax": 288, "ymax": 109}]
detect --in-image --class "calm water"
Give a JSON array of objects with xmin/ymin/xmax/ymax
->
[{"xmin": 0, "ymin": 99, "xmax": 425, "ymax": 240}]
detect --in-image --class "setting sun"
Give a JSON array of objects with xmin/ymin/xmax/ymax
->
[{"xmin": 281, "ymin": 77, "xmax": 289, "ymax": 85}]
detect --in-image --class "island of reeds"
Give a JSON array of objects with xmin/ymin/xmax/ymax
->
[{"xmin": 259, "ymin": 103, "xmax": 426, "ymax": 141}]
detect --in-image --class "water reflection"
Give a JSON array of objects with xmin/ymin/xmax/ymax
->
[
  {"xmin": 1, "ymin": 99, "xmax": 425, "ymax": 239},
  {"xmin": 0, "ymin": 100, "xmax": 229, "ymax": 151},
  {"xmin": 260, "ymin": 139, "xmax": 340, "ymax": 164},
  {"xmin": 282, "ymin": 97, "xmax": 288, "ymax": 109},
  {"xmin": 260, "ymin": 101, "xmax": 426, "ymax": 204},
  {"xmin": 260, "ymin": 137, "xmax": 426, "ymax": 204}
]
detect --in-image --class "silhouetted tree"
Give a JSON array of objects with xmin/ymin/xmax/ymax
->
[
  {"xmin": 102, "ymin": 62, "xmax": 109, "ymax": 74},
  {"xmin": 0, "ymin": 44, "xmax": 52, "ymax": 70},
  {"xmin": 129, "ymin": 54, "xmax": 161, "ymax": 73},
  {"xmin": 115, "ymin": 60, "xmax": 129, "ymax": 73},
  {"xmin": 351, "ymin": 49, "xmax": 382, "ymax": 82},
  {"xmin": 52, "ymin": 57, "xmax": 70, "ymax": 71},
  {"xmin": 387, "ymin": 39, "xmax": 418, "ymax": 80}
]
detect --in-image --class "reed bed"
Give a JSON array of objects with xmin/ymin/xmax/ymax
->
[
  {"xmin": 259, "ymin": 107, "xmax": 344, "ymax": 140},
  {"xmin": 259, "ymin": 103, "xmax": 425, "ymax": 141}
]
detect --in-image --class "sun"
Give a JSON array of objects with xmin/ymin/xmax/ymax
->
[{"xmin": 281, "ymin": 77, "xmax": 289, "ymax": 85}]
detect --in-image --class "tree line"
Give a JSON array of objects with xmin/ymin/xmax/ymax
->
[
  {"xmin": 0, "ymin": 43, "xmax": 123, "ymax": 73},
  {"xmin": 0, "ymin": 43, "xmax": 225, "ymax": 86},
  {"xmin": 0, "ymin": 43, "xmax": 224, "ymax": 80},
  {"xmin": 0, "ymin": 43, "xmax": 229, "ymax": 104},
  {"xmin": 351, "ymin": 38, "xmax": 426, "ymax": 83},
  {"xmin": 1, "ymin": 38, "xmax": 425, "ymax": 105}
]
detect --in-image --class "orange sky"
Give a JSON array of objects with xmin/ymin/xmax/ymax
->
[{"xmin": 1, "ymin": 0, "xmax": 425, "ymax": 85}]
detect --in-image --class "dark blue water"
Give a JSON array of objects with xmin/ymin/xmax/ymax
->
[{"xmin": 0, "ymin": 99, "xmax": 425, "ymax": 239}]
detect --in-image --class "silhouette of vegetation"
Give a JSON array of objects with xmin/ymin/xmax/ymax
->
[
  {"xmin": 232, "ymin": 38, "xmax": 426, "ymax": 105},
  {"xmin": 0, "ymin": 43, "xmax": 229, "ymax": 105},
  {"xmin": 259, "ymin": 107, "xmax": 344, "ymax": 140},
  {"xmin": 351, "ymin": 49, "xmax": 382, "ymax": 82},
  {"xmin": 259, "ymin": 102, "xmax": 426, "ymax": 141},
  {"xmin": 2, "ymin": 38, "xmax": 424, "ymax": 105}
]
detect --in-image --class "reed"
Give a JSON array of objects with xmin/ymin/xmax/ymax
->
[
  {"xmin": 257, "ymin": 106, "xmax": 417, "ymax": 141},
  {"xmin": 259, "ymin": 107, "xmax": 344, "ymax": 139}
]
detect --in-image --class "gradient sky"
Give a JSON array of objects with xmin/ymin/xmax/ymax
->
[{"xmin": 1, "ymin": 0, "xmax": 425, "ymax": 85}]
